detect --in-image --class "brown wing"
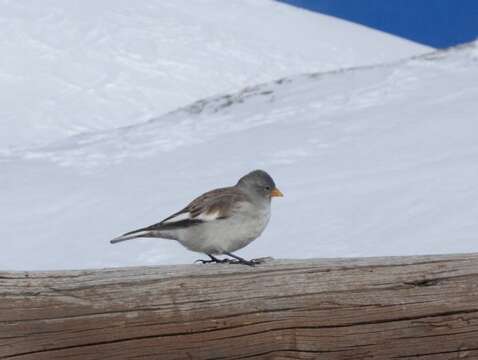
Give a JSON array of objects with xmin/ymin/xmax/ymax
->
[
  {"xmin": 185, "ymin": 187, "xmax": 248, "ymax": 219},
  {"xmin": 146, "ymin": 187, "xmax": 248, "ymax": 231}
]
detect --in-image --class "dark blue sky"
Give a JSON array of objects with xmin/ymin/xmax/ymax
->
[{"xmin": 279, "ymin": 0, "xmax": 478, "ymax": 48}]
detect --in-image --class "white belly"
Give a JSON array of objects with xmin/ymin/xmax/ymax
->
[{"xmin": 175, "ymin": 203, "xmax": 271, "ymax": 254}]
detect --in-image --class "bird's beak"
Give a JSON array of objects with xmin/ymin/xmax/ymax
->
[{"xmin": 271, "ymin": 187, "xmax": 284, "ymax": 197}]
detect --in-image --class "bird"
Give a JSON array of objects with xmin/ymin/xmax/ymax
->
[{"xmin": 110, "ymin": 170, "xmax": 283, "ymax": 266}]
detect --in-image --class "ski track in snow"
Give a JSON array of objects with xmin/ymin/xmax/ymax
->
[
  {"xmin": 1, "ymin": 42, "xmax": 478, "ymax": 270},
  {"xmin": 0, "ymin": 0, "xmax": 430, "ymax": 150},
  {"xmin": 12, "ymin": 46, "xmax": 476, "ymax": 168}
]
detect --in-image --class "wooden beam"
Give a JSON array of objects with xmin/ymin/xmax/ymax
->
[{"xmin": 2, "ymin": 254, "xmax": 478, "ymax": 359}]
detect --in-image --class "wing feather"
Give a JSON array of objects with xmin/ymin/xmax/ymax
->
[{"xmin": 147, "ymin": 187, "xmax": 247, "ymax": 231}]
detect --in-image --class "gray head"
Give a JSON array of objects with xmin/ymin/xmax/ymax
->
[{"xmin": 236, "ymin": 170, "xmax": 283, "ymax": 200}]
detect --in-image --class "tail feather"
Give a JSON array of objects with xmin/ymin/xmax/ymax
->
[{"xmin": 110, "ymin": 228, "xmax": 153, "ymax": 244}]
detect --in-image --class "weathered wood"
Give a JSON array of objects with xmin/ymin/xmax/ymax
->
[{"xmin": 2, "ymin": 254, "xmax": 478, "ymax": 359}]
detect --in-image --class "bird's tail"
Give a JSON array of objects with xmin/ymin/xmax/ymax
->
[{"xmin": 110, "ymin": 227, "xmax": 153, "ymax": 244}]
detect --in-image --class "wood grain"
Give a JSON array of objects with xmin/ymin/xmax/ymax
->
[{"xmin": 2, "ymin": 254, "xmax": 478, "ymax": 359}]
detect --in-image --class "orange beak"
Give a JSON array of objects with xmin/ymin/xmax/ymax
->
[{"xmin": 271, "ymin": 187, "xmax": 284, "ymax": 197}]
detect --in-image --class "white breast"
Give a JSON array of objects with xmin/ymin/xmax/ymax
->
[{"xmin": 177, "ymin": 201, "xmax": 271, "ymax": 254}]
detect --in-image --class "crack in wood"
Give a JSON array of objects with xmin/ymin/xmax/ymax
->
[
  {"xmin": 4, "ymin": 308, "xmax": 478, "ymax": 358},
  {"xmin": 391, "ymin": 346, "xmax": 478, "ymax": 358}
]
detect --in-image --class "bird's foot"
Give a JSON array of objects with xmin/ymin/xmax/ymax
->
[
  {"xmin": 195, "ymin": 259, "xmax": 231, "ymax": 264},
  {"xmin": 226, "ymin": 259, "xmax": 256, "ymax": 266},
  {"xmin": 196, "ymin": 254, "xmax": 271, "ymax": 266},
  {"xmin": 222, "ymin": 252, "xmax": 271, "ymax": 266},
  {"xmin": 223, "ymin": 257, "xmax": 270, "ymax": 266},
  {"xmin": 195, "ymin": 259, "xmax": 215, "ymax": 264},
  {"xmin": 195, "ymin": 254, "xmax": 230, "ymax": 264},
  {"xmin": 195, "ymin": 257, "xmax": 256, "ymax": 266},
  {"xmin": 250, "ymin": 257, "xmax": 272, "ymax": 264}
]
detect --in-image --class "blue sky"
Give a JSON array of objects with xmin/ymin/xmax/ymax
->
[{"xmin": 279, "ymin": 0, "xmax": 478, "ymax": 48}]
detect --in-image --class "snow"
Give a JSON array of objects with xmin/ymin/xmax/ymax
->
[
  {"xmin": 1, "ymin": 41, "xmax": 477, "ymax": 271},
  {"xmin": 0, "ymin": 0, "xmax": 430, "ymax": 150}
]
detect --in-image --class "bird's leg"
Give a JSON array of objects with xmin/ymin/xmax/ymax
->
[
  {"xmin": 195, "ymin": 254, "xmax": 228, "ymax": 264},
  {"xmin": 208, "ymin": 254, "xmax": 221, "ymax": 262},
  {"xmin": 223, "ymin": 252, "xmax": 261, "ymax": 266},
  {"xmin": 196, "ymin": 253, "xmax": 264, "ymax": 266},
  {"xmin": 210, "ymin": 254, "xmax": 233, "ymax": 263}
]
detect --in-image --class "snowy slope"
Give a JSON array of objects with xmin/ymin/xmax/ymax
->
[
  {"xmin": 1, "ymin": 42, "xmax": 477, "ymax": 271},
  {"xmin": 0, "ymin": 0, "xmax": 431, "ymax": 149}
]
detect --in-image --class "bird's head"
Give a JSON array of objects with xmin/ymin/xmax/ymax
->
[{"xmin": 237, "ymin": 169, "xmax": 283, "ymax": 201}]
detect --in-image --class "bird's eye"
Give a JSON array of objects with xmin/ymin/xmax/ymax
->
[{"xmin": 265, "ymin": 186, "xmax": 271, "ymax": 191}]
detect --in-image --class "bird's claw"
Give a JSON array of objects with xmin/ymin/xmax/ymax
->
[
  {"xmin": 195, "ymin": 256, "xmax": 271, "ymax": 266},
  {"xmin": 250, "ymin": 257, "xmax": 271, "ymax": 264},
  {"xmin": 223, "ymin": 258, "xmax": 268, "ymax": 266},
  {"xmin": 195, "ymin": 258, "xmax": 230, "ymax": 264},
  {"xmin": 195, "ymin": 259, "xmax": 214, "ymax": 264}
]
